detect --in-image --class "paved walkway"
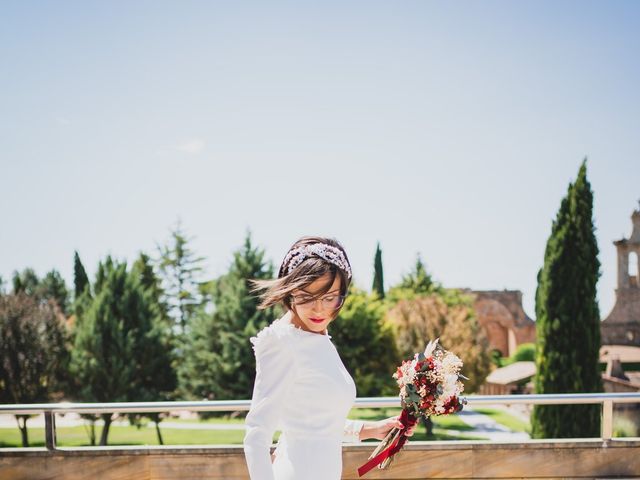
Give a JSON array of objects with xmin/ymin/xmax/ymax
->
[{"xmin": 456, "ymin": 406, "xmax": 530, "ymax": 441}]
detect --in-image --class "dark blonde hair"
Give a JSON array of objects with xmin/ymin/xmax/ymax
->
[{"xmin": 250, "ymin": 236, "xmax": 352, "ymax": 311}]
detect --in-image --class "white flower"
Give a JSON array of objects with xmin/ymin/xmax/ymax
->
[
  {"xmin": 441, "ymin": 352, "xmax": 463, "ymax": 375},
  {"xmin": 441, "ymin": 374, "xmax": 458, "ymax": 398}
]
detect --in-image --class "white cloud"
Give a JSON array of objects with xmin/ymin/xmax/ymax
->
[{"xmin": 176, "ymin": 138, "xmax": 205, "ymax": 154}]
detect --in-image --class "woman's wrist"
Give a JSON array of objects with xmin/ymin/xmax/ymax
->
[{"xmin": 358, "ymin": 421, "xmax": 373, "ymax": 441}]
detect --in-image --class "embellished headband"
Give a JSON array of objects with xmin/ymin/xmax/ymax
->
[{"xmin": 281, "ymin": 243, "xmax": 352, "ymax": 279}]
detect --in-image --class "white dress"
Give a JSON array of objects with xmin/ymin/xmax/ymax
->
[{"xmin": 243, "ymin": 315, "xmax": 364, "ymax": 480}]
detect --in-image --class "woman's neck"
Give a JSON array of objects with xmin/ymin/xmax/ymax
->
[{"xmin": 285, "ymin": 310, "xmax": 328, "ymax": 335}]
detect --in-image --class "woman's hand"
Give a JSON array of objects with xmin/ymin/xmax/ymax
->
[{"xmin": 360, "ymin": 415, "xmax": 416, "ymax": 441}]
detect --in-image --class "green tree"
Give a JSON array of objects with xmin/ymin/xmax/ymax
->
[
  {"xmin": 12, "ymin": 268, "xmax": 40, "ymax": 297},
  {"xmin": 180, "ymin": 232, "xmax": 276, "ymax": 403},
  {"xmin": 502, "ymin": 343, "xmax": 536, "ymax": 366},
  {"xmin": 157, "ymin": 222, "xmax": 205, "ymax": 334},
  {"xmin": 130, "ymin": 252, "xmax": 176, "ymax": 444},
  {"xmin": 11, "ymin": 268, "xmax": 69, "ymax": 315},
  {"xmin": 372, "ymin": 242, "xmax": 385, "ymax": 299},
  {"xmin": 133, "ymin": 253, "xmax": 170, "ymax": 328},
  {"xmin": 70, "ymin": 257, "xmax": 176, "ymax": 445},
  {"xmin": 73, "ymin": 251, "xmax": 91, "ymax": 298},
  {"xmin": 531, "ymin": 160, "xmax": 602, "ymax": 439},
  {"xmin": 0, "ymin": 294, "xmax": 69, "ymax": 446},
  {"xmin": 330, "ymin": 286, "xmax": 398, "ymax": 396},
  {"xmin": 72, "ymin": 252, "xmax": 94, "ymax": 327},
  {"xmin": 39, "ymin": 270, "xmax": 69, "ymax": 315},
  {"xmin": 388, "ymin": 255, "xmax": 440, "ymax": 302}
]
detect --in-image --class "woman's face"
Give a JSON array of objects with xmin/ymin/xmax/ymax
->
[{"xmin": 290, "ymin": 273, "xmax": 343, "ymax": 334}]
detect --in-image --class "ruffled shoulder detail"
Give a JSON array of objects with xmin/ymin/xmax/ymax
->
[{"xmin": 249, "ymin": 320, "xmax": 296, "ymax": 356}]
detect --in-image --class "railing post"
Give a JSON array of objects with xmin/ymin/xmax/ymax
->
[
  {"xmin": 601, "ymin": 400, "xmax": 613, "ymax": 440},
  {"xmin": 44, "ymin": 410, "xmax": 57, "ymax": 451}
]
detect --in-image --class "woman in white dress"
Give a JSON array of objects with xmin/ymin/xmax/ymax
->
[{"xmin": 243, "ymin": 236, "xmax": 413, "ymax": 480}]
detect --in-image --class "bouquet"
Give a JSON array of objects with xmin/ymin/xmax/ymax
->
[{"xmin": 357, "ymin": 339, "xmax": 467, "ymax": 477}]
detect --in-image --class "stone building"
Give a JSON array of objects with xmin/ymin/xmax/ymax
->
[
  {"xmin": 463, "ymin": 289, "xmax": 536, "ymax": 357},
  {"xmin": 602, "ymin": 206, "xmax": 640, "ymax": 347}
]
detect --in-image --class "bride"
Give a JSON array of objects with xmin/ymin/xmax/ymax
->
[{"xmin": 244, "ymin": 236, "xmax": 413, "ymax": 480}]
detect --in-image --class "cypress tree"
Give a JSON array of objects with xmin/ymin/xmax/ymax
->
[
  {"xmin": 531, "ymin": 160, "xmax": 602, "ymax": 438},
  {"xmin": 73, "ymin": 251, "xmax": 90, "ymax": 298},
  {"xmin": 372, "ymin": 242, "xmax": 385, "ymax": 299}
]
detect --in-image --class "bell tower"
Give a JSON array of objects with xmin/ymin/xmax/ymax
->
[{"xmin": 602, "ymin": 203, "xmax": 640, "ymax": 346}]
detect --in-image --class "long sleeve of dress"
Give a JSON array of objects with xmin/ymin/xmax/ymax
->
[
  {"xmin": 243, "ymin": 328, "xmax": 296, "ymax": 480},
  {"xmin": 342, "ymin": 418, "xmax": 364, "ymax": 443}
]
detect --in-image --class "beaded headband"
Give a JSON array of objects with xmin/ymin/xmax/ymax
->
[{"xmin": 281, "ymin": 243, "xmax": 352, "ymax": 279}]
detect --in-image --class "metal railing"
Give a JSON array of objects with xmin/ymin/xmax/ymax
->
[{"xmin": 1, "ymin": 392, "xmax": 638, "ymax": 451}]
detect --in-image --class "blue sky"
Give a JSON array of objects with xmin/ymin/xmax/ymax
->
[{"xmin": 1, "ymin": 1, "xmax": 638, "ymax": 318}]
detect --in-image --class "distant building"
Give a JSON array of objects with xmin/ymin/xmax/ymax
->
[
  {"xmin": 602, "ymin": 205, "xmax": 640, "ymax": 347},
  {"xmin": 480, "ymin": 361, "xmax": 536, "ymax": 395},
  {"xmin": 466, "ymin": 289, "xmax": 536, "ymax": 357},
  {"xmin": 600, "ymin": 205, "xmax": 640, "ymax": 412}
]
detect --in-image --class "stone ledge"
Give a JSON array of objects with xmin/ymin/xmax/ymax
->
[
  {"xmin": 3, "ymin": 438, "xmax": 637, "ymax": 455},
  {"xmin": 0, "ymin": 440, "xmax": 638, "ymax": 480}
]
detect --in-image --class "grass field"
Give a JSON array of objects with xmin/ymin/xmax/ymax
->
[
  {"xmin": 0, "ymin": 407, "xmax": 489, "ymax": 447},
  {"xmin": 0, "ymin": 425, "xmax": 246, "ymax": 448}
]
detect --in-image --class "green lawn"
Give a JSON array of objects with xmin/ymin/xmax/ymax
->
[
  {"xmin": 169, "ymin": 415, "xmax": 246, "ymax": 424},
  {"xmin": 0, "ymin": 425, "xmax": 245, "ymax": 448},
  {"xmin": 0, "ymin": 408, "xmax": 488, "ymax": 448}
]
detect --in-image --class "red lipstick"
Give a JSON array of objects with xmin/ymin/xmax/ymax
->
[{"xmin": 309, "ymin": 317, "xmax": 324, "ymax": 323}]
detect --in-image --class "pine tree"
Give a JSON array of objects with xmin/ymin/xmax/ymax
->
[
  {"xmin": 403, "ymin": 255, "xmax": 435, "ymax": 293},
  {"xmin": 157, "ymin": 222, "xmax": 205, "ymax": 334},
  {"xmin": 39, "ymin": 270, "xmax": 69, "ymax": 315},
  {"xmin": 11, "ymin": 268, "xmax": 69, "ymax": 315},
  {"xmin": 180, "ymin": 231, "xmax": 276, "ymax": 402},
  {"xmin": 372, "ymin": 242, "xmax": 385, "ymax": 299},
  {"xmin": 387, "ymin": 254, "xmax": 440, "ymax": 302},
  {"xmin": 70, "ymin": 257, "xmax": 175, "ymax": 445},
  {"xmin": 11, "ymin": 268, "xmax": 40, "ymax": 297},
  {"xmin": 131, "ymin": 252, "xmax": 176, "ymax": 443},
  {"xmin": 133, "ymin": 253, "xmax": 170, "ymax": 329},
  {"xmin": 531, "ymin": 160, "xmax": 602, "ymax": 438}
]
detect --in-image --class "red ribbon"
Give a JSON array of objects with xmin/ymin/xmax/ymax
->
[{"xmin": 357, "ymin": 410, "xmax": 417, "ymax": 477}]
